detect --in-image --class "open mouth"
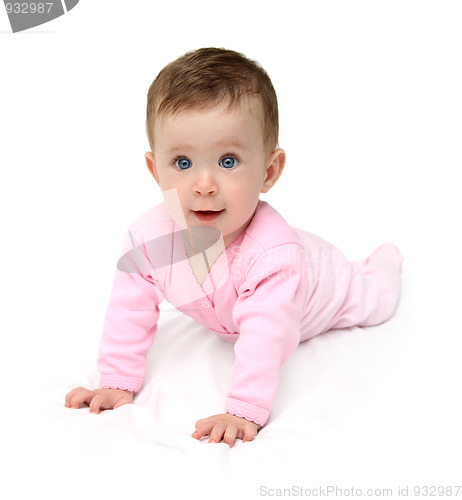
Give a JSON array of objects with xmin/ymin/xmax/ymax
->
[{"xmin": 193, "ymin": 210, "xmax": 224, "ymax": 222}]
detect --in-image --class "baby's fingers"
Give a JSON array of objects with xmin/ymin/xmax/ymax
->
[
  {"xmin": 88, "ymin": 393, "xmax": 112, "ymax": 414},
  {"xmin": 113, "ymin": 393, "xmax": 133, "ymax": 410},
  {"xmin": 222, "ymin": 424, "xmax": 239, "ymax": 448},
  {"xmin": 64, "ymin": 388, "xmax": 78, "ymax": 406},
  {"xmin": 242, "ymin": 425, "xmax": 258, "ymax": 443},
  {"xmin": 192, "ymin": 418, "xmax": 212, "ymax": 440},
  {"xmin": 208, "ymin": 423, "xmax": 227, "ymax": 444},
  {"xmin": 65, "ymin": 387, "xmax": 94, "ymax": 409}
]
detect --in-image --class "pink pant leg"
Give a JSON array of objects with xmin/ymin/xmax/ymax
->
[{"xmin": 333, "ymin": 243, "xmax": 403, "ymax": 328}]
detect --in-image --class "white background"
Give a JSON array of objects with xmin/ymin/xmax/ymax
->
[{"xmin": 1, "ymin": 1, "xmax": 461, "ymax": 498}]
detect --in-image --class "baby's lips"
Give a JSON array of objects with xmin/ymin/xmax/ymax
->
[{"xmin": 5, "ymin": 0, "xmax": 79, "ymax": 33}]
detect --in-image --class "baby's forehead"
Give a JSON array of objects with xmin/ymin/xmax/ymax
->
[
  {"xmin": 148, "ymin": 94, "xmax": 271, "ymax": 154},
  {"xmin": 157, "ymin": 94, "xmax": 264, "ymax": 127}
]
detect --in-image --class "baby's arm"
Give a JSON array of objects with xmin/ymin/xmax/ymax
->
[
  {"xmin": 65, "ymin": 228, "xmax": 162, "ymax": 410},
  {"xmin": 65, "ymin": 387, "xmax": 134, "ymax": 413},
  {"xmin": 217, "ymin": 245, "xmax": 305, "ymax": 438}
]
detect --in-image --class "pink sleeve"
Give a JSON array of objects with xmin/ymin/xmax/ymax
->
[
  {"xmin": 97, "ymin": 235, "xmax": 162, "ymax": 393},
  {"xmin": 226, "ymin": 244, "xmax": 307, "ymax": 426}
]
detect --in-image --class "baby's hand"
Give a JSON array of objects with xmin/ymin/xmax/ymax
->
[
  {"xmin": 192, "ymin": 413, "xmax": 261, "ymax": 448},
  {"xmin": 64, "ymin": 387, "xmax": 134, "ymax": 413}
]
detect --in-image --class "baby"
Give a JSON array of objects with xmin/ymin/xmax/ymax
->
[{"xmin": 65, "ymin": 47, "xmax": 403, "ymax": 447}]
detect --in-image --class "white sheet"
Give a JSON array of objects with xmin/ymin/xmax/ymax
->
[
  {"xmin": 4, "ymin": 235, "xmax": 462, "ymax": 499},
  {"xmin": 5, "ymin": 259, "xmax": 445, "ymax": 500}
]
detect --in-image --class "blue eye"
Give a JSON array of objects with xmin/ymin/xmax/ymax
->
[
  {"xmin": 175, "ymin": 157, "xmax": 192, "ymax": 170},
  {"xmin": 219, "ymin": 156, "xmax": 238, "ymax": 169}
]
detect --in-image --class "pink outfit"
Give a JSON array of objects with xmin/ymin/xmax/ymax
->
[{"xmin": 98, "ymin": 201, "xmax": 402, "ymax": 426}]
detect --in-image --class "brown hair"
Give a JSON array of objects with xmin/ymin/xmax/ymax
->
[{"xmin": 146, "ymin": 47, "xmax": 279, "ymax": 153}]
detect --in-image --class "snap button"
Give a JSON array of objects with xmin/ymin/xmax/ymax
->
[{"xmin": 201, "ymin": 301, "xmax": 210, "ymax": 308}]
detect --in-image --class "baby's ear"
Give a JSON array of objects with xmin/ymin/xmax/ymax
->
[
  {"xmin": 145, "ymin": 152, "xmax": 160, "ymax": 185},
  {"xmin": 261, "ymin": 148, "xmax": 286, "ymax": 193}
]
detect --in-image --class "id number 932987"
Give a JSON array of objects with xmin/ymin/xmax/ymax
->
[{"xmin": 5, "ymin": 3, "xmax": 54, "ymax": 14}]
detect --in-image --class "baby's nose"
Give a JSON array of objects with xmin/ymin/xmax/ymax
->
[{"xmin": 193, "ymin": 169, "xmax": 218, "ymax": 195}]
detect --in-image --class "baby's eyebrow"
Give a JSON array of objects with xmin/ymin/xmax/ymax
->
[
  {"xmin": 214, "ymin": 139, "xmax": 251, "ymax": 151},
  {"xmin": 165, "ymin": 140, "xmax": 250, "ymax": 156},
  {"xmin": 165, "ymin": 144, "xmax": 197, "ymax": 155}
]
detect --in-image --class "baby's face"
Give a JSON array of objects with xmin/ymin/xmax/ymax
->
[{"xmin": 146, "ymin": 99, "xmax": 284, "ymax": 247}]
